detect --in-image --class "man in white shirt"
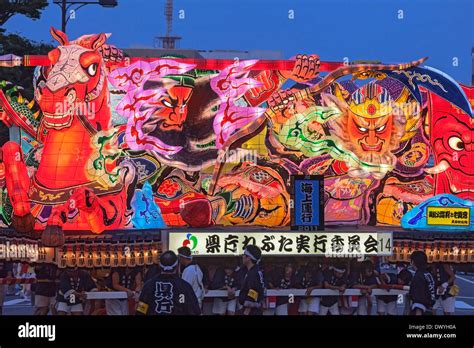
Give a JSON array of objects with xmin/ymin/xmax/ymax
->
[{"xmin": 178, "ymin": 246, "xmax": 204, "ymax": 309}]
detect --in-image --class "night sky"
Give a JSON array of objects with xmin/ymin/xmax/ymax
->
[{"xmin": 4, "ymin": 0, "xmax": 473, "ymax": 84}]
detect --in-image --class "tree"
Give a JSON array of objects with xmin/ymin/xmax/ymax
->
[
  {"xmin": 0, "ymin": 0, "xmax": 49, "ymax": 28},
  {"xmin": 0, "ymin": 0, "xmax": 51, "ymax": 140},
  {"xmin": 0, "ymin": 32, "xmax": 54, "ymax": 98},
  {"xmin": 0, "ymin": 0, "xmax": 52, "ymax": 99}
]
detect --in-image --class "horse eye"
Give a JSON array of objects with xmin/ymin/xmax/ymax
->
[{"xmin": 87, "ymin": 63, "xmax": 98, "ymax": 77}]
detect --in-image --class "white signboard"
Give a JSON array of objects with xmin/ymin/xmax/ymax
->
[{"xmin": 169, "ymin": 232, "xmax": 393, "ymax": 257}]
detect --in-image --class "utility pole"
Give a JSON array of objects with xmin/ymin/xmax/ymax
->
[
  {"xmin": 61, "ymin": 0, "xmax": 67, "ymax": 32},
  {"xmin": 54, "ymin": 0, "xmax": 118, "ymax": 34}
]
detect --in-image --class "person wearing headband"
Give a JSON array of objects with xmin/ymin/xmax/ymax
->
[
  {"xmin": 178, "ymin": 246, "xmax": 205, "ymax": 309},
  {"xmin": 238, "ymin": 245, "xmax": 265, "ymax": 315},
  {"xmin": 136, "ymin": 251, "xmax": 201, "ymax": 315},
  {"xmin": 320, "ymin": 263, "xmax": 348, "ymax": 316}
]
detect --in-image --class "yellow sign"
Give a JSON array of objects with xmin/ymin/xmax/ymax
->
[
  {"xmin": 427, "ymin": 207, "xmax": 470, "ymax": 226},
  {"xmin": 136, "ymin": 301, "xmax": 149, "ymax": 314}
]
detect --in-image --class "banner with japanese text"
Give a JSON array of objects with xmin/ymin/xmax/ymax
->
[
  {"xmin": 291, "ymin": 175, "xmax": 324, "ymax": 231},
  {"xmin": 426, "ymin": 206, "xmax": 470, "ymax": 226},
  {"xmin": 168, "ymin": 232, "xmax": 393, "ymax": 256}
]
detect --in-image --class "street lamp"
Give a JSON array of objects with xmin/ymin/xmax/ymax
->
[{"xmin": 53, "ymin": 0, "xmax": 118, "ymax": 33}]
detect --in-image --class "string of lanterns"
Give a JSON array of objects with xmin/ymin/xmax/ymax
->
[
  {"xmin": 1, "ymin": 235, "xmax": 472, "ymax": 266},
  {"xmin": 387, "ymin": 240, "xmax": 474, "ymax": 264},
  {"xmin": 56, "ymin": 241, "xmax": 161, "ymax": 268}
]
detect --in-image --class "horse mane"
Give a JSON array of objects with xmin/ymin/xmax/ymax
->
[
  {"xmin": 71, "ymin": 33, "xmax": 108, "ymax": 50},
  {"xmin": 50, "ymin": 27, "xmax": 108, "ymax": 50}
]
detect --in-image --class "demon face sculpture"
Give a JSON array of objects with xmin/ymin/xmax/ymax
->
[
  {"xmin": 329, "ymin": 83, "xmax": 409, "ymax": 178},
  {"xmin": 429, "ymin": 85, "xmax": 473, "ymax": 200}
]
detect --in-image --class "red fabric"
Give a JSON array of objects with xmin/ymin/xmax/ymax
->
[
  {"xmin": 23, "ymin": 55, "xmax": 343, "ymax": 72},
  {"xmin": 180, "ymin": 199, "xmax": 213, "ymax": 228}
]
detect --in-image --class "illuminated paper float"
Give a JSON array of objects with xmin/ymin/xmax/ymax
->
[{"xmin": 0, "ymin": 28, "xmax": 471, "ymax": 244}]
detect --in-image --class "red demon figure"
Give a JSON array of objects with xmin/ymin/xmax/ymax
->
[{"xmin": 429, "ymin": 85, "xmax": 473, "ymax": 201}]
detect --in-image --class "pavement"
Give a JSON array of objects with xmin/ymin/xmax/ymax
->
[
  {"xmin": 453, "ymin": 272, "xmax": 474, "ymax": 315},
  {"xmin": 3, "ymin": 293, "xmax": 34, "ymax": 315},
  {"xmin": 2, "ymin": 273, "xmax": 473, "ymax": 315}
]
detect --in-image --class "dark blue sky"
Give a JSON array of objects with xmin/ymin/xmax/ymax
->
[{"xmin": 4, "ymin": 0, "xmax": 473, "ymax": 84}]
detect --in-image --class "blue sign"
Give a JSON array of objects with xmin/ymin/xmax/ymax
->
[
  {"xmin": 291, "ymin": 175, "xmax": 324, "ymax": 231},
  {"xmin": 401, "ymin": 194, "xmax": 474, "ymax": 231}
]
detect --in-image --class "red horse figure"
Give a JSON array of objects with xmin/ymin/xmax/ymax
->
[{"xmin": 1, "ymin": 27, "xmax": 135, "ymax": 242}]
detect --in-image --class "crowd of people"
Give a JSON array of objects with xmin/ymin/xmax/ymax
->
[{"xmin": 0, "ymin": 247, "xmax": 460, "ymax": 316}]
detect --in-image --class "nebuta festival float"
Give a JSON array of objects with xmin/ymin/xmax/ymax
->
[{"xmin": 0, "ymin": 28, "xmax": 472, "ymax": 267}]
